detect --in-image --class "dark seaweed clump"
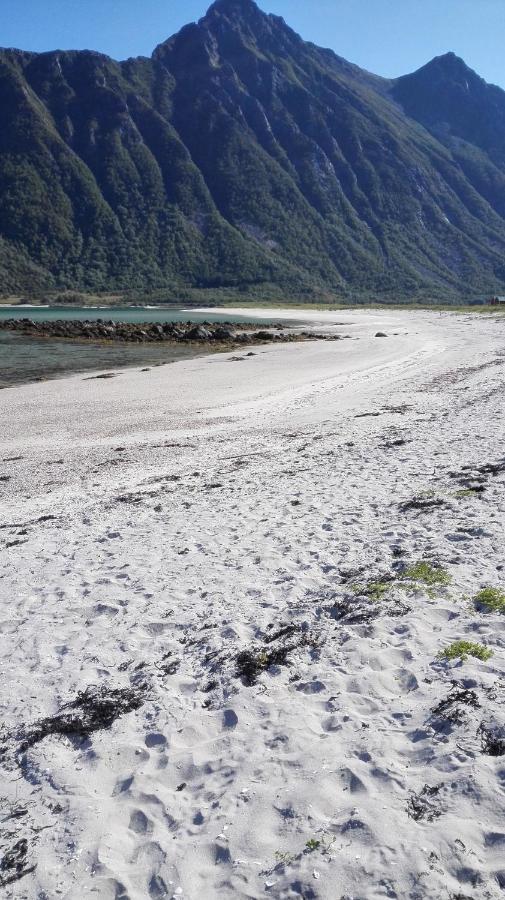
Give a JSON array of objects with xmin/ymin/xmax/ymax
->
[
  {"xmin": 407, "ymin": 784, "xmax": 444, "ymax": 821},
  {"xmin": 0, "ymin": 839, "xmax": 35, "ymax": 888},
  {"xmin": 236, "ymin": 645, "xmax": 295, "ymax": 686},
  {"xmin": 479, "ymin": 723, "xmax": 505, "ymax": 756},
  {"xmin": 235, "ymin": 622, "xmax": 317, "ymax": 686},
  {"xmin": 19, "ymin": 685, "xmax": 144, "ymax": 752},
  {"xmin": 399, "ymin": 496, "xmax": 446, "ymax": 512},
  {"xmin": 330, "ymin": 590, "xmax": 410, "ymax": 625},
  {"xmin": 431, "ymin": 685, "xmax": 480, "ymax": 726}
]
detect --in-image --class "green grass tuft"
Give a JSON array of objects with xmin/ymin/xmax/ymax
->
[
  {"xmin": 401, "ymin": 561, "xmax": 452, "ymax": 587},
  {"xmin": 439, "ymin": 640, "xmax": 493, "ymax": 662},
  {"xmin": 474, "ymin": 587, "xmax": 505, "ymax": 613},
  {"xmin": 274, "ymin": 850, "xmax": 295, "ymax": 865},
  {"xmin": 352, "ymin": 580, "xmax": 392, "ymax": 602}
]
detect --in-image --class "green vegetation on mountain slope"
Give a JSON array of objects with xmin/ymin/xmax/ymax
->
[{"xmin": 2, "ymin": 0, "xmax": 505, "ymax": 302}]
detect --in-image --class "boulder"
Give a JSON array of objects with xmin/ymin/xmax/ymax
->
[
  {"xmin": 253, "ymin": 330, "xmax": 273, "ymax": 341},
  {"xmin": 212, "ymin": 326, "xmax": 235, "ymax": 341},
  {"xmin": 186, "ymin": 325, "xmax": 212, "ymax": 341}
]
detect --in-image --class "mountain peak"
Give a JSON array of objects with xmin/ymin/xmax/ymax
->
[
  {"xmin": 205, "ymin": 0, "xmax": 261, "ymax": 14},
  {"xmin": 407, "ymin": 51, "xmax": 481, "ymax": 87},
  {"xmin": 201, "ymin": 0, "xmax": 268, "ymax": 28},
  {"xmin": 154, "ymin": 0, "xmax": 300, "ymax": 69},
  {"xmin": 434, "ymin": 51, "xmax": 464, "ymax": 65},
  {"xmin": 429, "ymin": 51, "xmax": 475, "ymax": 75},
  {"xmin": 391, "ymin": 47, "xmax": 505, "ymax": 169}
]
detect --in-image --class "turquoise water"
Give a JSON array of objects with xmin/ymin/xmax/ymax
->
[
  {"xmin": 0, "ymin": 306, "xmax": 288, "ymax": 388},
  {"xmin": 0, "ymin": 306, "xmax": 279, "ymax": 325}
]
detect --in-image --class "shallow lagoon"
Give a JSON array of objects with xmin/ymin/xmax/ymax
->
[{"xmin": 0, "ymin": 306, "xmax": 287, "ymax": 387}]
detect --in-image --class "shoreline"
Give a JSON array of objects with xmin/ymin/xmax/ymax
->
[
  {"xmin": 0, "ymin": 308, "xmax": 315, "ymax": 390},
  {"xmin": 0, "ymin": 309, "xmax": 422, "ymax": 445},
  {"xmin": 0, "ymin": 304, "xmax": 414, "ymax": 391},
  {"xmin": 1, "ymin": 309, "xmax": 504, "ymax": 898}
]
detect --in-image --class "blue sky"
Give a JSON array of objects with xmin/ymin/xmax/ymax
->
[{"xmin": 2, "ymin": 0, "xmax": 505, "ymax": 87}]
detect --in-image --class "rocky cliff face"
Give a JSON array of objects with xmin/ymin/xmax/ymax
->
[{"xmin": 1, "ymin": 0, "xmax": 505, "ymax": 300}]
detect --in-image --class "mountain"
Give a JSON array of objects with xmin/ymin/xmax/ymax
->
[{"xmin": 1, "ymin": 0, "xmax": 505, "ymax": 302}]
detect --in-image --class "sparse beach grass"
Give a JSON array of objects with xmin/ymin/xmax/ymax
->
[
  {"xmin": 454, "ymin": 486, "xmax": 484, "ymax": 498},
  {"xmin": 439, "ymin": 640, "xmax": 493, "ymax": 662},
  {"xmin": 474, "ymin": 587, "xmax": 505, "ymax": 612},
  {"xmin": 353, "ymin": 561, "xmax": 452, "ymax": 604},
  {"xmin": 400, "ymin": 562, "xmax": 452, "ymax": 588},
  {"xmin": 352, "ymin": 579, "xmax": 393, "ymax": 602}
]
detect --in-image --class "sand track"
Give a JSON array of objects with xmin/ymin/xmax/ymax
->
[{"xmin": 0, "ymin": 309, "xmax": 504, "ymax": 899}]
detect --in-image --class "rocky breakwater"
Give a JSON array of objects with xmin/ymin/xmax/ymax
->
[{"xmin": 0, "ymin": 318, "xmax": 340, "ymax": 346}]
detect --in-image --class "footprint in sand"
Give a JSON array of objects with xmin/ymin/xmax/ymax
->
[
  {"xmin": 132, "ymin": 841, "xmax": 166, "ymax": 868},
  {"xmin": 94, "ymin": 603, "xmax": 119, "ymax": 617},
  {"xmin": 129, "ymin": 809, "xmax": 153, "ymax": 835},
  {"xmin": 223, "ymin": 709, "xmax": 238, "ymax": 729},
  {"xmin": 105, "ymin": 879, "xmax": 130, "ymax": 900},
  {"xmin": 96, "ymin": 531, "xmax": 122, "ymax": 543},
  {"xmin": 395, "ymin": 669, "xmax": 419, "ymax": 693},
  {"xmin": 214, "ymin": 842, "xmax": 232, "ymax": 864},
  {"xmin": 149, "ymin": 875, "xmax": 170, "ymax": 898},
  {"xmin": 322, "ymin": 715, "xmax": 342, "ymax": 733},
  {"xmin": 145, "ymin": 733, "xmax": 167, "ymax": 749},
  {"xmin": 339, "ymin": 767, "xmax": 367, "ymax": 793},
  {"xmin": 296, "ymin": 679, "xmax": 326, "ymax": 694},
  {"xmin": 112, "ymin": 775, "xmax": 134, "ymax": 796},
  {"xmin": 143, "ymin": 622, "xmax": 168, "ymax": 636}
]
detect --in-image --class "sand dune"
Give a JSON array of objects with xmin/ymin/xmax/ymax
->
[{"xmin": 0, "ymin": 309, "xmax": 504, "ymax": 899}]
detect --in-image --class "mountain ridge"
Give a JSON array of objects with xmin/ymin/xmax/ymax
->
[{"xmin": 1, "ymin": 0, "xmax": 505, "ymax": 302}]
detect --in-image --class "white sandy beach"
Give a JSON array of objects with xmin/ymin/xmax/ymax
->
[{"xmin": 1, "ymin": 308, "xmax": 505, "ymax": 899}]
